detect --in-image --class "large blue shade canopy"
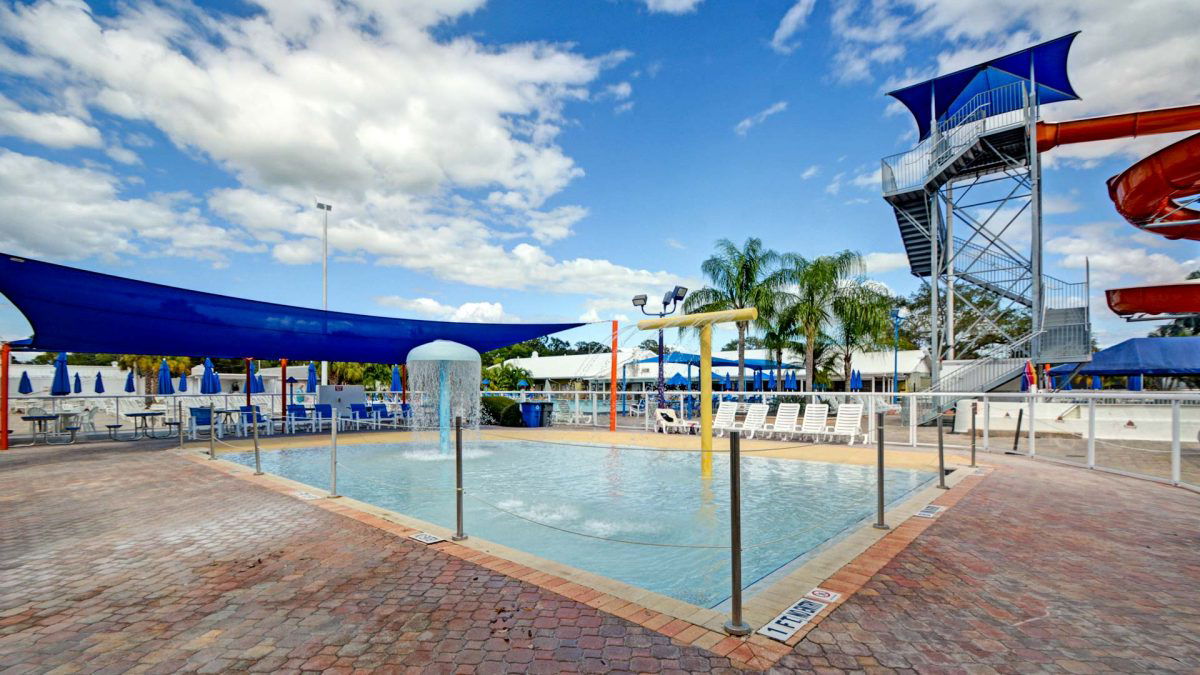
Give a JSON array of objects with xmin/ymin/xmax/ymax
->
[
  {"xmin": 637, "ymin": 352, "xmax": 740, "ymax": 368},
  {"xmin": 1049, "ymin": 337, "xmax": 1200, "ymax": 376},
  {"xmin": 50, "ymin": 352, "xmax": 70, "ymax": 396},
  {"xmin": 888, "ymin": 33, "xmax": 1080, "ymax": 141},
  {"xmin": 0, "ymin": 254, "xmax": 582, "ymax": 362}
]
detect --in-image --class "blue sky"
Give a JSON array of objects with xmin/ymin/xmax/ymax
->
[{"xmin": 0, "ymin": 0, "xmax": 1196, "ymax": 354}]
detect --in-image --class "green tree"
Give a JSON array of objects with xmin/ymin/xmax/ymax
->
[
  {"xmin": 831, "ymin": 281, "xmax": 895, "ymax": 385},
  {"xmin": 721, "ymin": 336, "xmax": 764, "ymax": 351},
  {"xmin": 899, "ymin": 283, "xmax": 1030, "ymax": 359},
  {"xmin": 684, "ymin": 238, "xmax": 781, "ymax": 391},
  {"xmin": 329, "ymin": 361, "xmax": 367, "ymax": 385},
  {"xmin": 483, "ymin": 363, "xmax": 532, "ymax": 391},
  {"xmin": 755, "ymin": 296, "xmax": 801, "ymax": 391},
  {"xmin": 772, "ymin": 250, "xmax": 864, "ymax": 392},
  {"xmin": 570, "ymin": 340, "xmax": 609, "ymax": 354},
  {"xmin": 636, "ymin": 338, "xmax": 674, "ymax": 356},
  {"xmin": 116, "ymin": 355, "xmax": 192, "ymax": 395},
  {"xmin": 32, "ymin": 352, "xmax": 121, "ymax": 366}
]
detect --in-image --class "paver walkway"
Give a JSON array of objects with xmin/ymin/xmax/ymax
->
[{"xmin": 1, "ymin": 442, "xmax": 1197, "ymax": 673}]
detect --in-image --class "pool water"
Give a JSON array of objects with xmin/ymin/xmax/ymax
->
[{"xmin": 225, "ymin": 441, "xmax": 933, "ymax": 607}]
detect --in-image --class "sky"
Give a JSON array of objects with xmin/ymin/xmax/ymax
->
[{"xmin": 0, "ymin": 0, "xmax": 1197, "ymax": 355}]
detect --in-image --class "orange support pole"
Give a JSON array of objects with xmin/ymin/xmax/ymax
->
[
  {"xmin": 1, "ymin": 342, "xmax": 9, "ymax": 451},
  {"xmin": 609, "ymin": 320, "xmax": 617, "ymax": 432},
  {"xmin": 280, "ymin": 358, "xmax": 287, "ymax": 418}
]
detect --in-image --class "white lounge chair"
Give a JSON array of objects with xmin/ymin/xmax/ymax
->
[
  {"xmin": 824, "ymin": 403, "xmax": 867, "ymax": 444},
  {"xmin": 655, "ymin": 408, "xmax": 696, "ymax": 434},
  {"xmin": 798, "ymin": 404, "xmax": 829, "ymax": 441},
  {"xmin": 764, "ymin": 403, "xmax": 801, "ymax": 440},
  {"xmin": 733, "ymin": 403, "xmax": 770, "ymax": 439},
  {"xmin": 713, "ymin": 400, "xmax": 738, "ymax": 436}
]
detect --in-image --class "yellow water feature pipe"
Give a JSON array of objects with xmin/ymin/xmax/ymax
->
[{"xmin": 637, "ymin": 308, "xmax": 757, "ymax": 475}]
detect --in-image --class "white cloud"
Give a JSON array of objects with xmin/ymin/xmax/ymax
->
[
  {"xmin": 863, "ymin": 251, "xmax": 910, "ymax": 275},
  {"xmin": 734, "ymin": 101, "xmax": 788, "ymax": 136},
  {"xmin": 825, "ymin": 171, "xmax": 844, "ymax": 195},
  {"xmin": 104, "ymin": 144, "xmax": 139, "ymax": 165},
  {"xmin": 1047, "ymin": 222, "xmax": 1196, "ymax": 287},
  {"xmin": 850, "ymin": 167, "xmax": 881, "ymax": 190},
  {"xmin": 769, "ymin": 0, "xmax": 817, "ymax": 54},
  {"xmin": 800, "ymin": 164, "xmax": 820, "ymax": 180},
  {"xmin": 0, "ymin": 94, "xmax": 101, "ymax": 149},
  {"xmin": 665, "ymin": 238, "xmax": 685, "ymax": 250},
  {"xmin": 640, "ymin": 0, "xmax": 702, "ymax": 14},
  {"xmin": 614, "ymin": 101, "xmax": 635, "ymax": 115},
  {"xmin": 524, "ymin": 205, "xmax": 587, "ymax": 243},
  {"xmin": 605, "ymin": 82, "xmax": 632, "ymax": 100},
  {"xmin": 376, "ymin": 295, "xmax": 517, "ymax": 323}
]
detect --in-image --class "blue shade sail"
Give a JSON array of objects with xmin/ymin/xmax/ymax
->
[
  {"xmin": 1049, "ymin": 337, "xmax": 1200, "ymax": 376},
  {"xmin": 94, "ymin": 372, "xmax": 105, "ymax": 394},
  {"xmin": 637, "ymin": 352, "xmax": 740, "ymax": 368},
  {"xmin": 887, "ymin": 33, "xmax": 1080, "ymax": 140},
  {"xmin": 50, "ymin": 352, "xmax": 70, "ymax": 396},
  {"xmin": 0, "ymin": 254, "xmax": 583, "ymax": 362}
]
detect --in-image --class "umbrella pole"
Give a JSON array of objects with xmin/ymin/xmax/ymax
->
[{"xmin": 1, "ymin": 342, "xmax": 8, "ymax": 451}]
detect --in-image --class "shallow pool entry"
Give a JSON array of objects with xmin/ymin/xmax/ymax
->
[{"xmin": 226, "ymin": 441, "xmax": 934, "ymax": 607}]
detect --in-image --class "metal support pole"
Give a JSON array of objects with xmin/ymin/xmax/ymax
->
[
  {"xmin": 970, "ymin": 402, "xmax": 977, "ymax": 468},
  {"xmin": 1171, "ymin": 401, "xmax": 1181, "ymax": 485},
  {"xmin": 453, "ymin": 416, "xmax": 467, "ymax": 540},
  {"xmin": 208, "ymin": 403, "xmax": 216, "ymax": 460},
  {"xmin": 609, "ymin": 319, "xmax": 617, "ymax": 432},
  {"xmin": 1086, "ymin": 398, "xmax": 1096, "ymax": 468},
  {"xmin": 177, "ymin": 399, "xmax": 184, "ymax": 449},
  {"xmin": 982, "ymin": 395, "xmax": 990, "ymax": 452},
  {"xmin": 936, "ymin": 410, "xmax": 948, "ymax": 489},
  {"xmin": 329, "ymin": 420, "xmax": 339, "ymax": 498},
  {"xmin": 874, "ymin": 411, "xmax": 889, "ymax": 530},
  {"xmin": 723, "ymin": 431, "xmax": 751, "ymax": 636},
  {"xmin": 1028, "ymin": 394, "xmax": 1037, "ymax": 457},
  {"xmin": 253, "ymin": 414, "xmax": 262, "ymax": 475},
  {"xmin": 909, "ymin": 394, "xmax": 917, "ymax": 447},
  {"xmin": 1012, "ymin": 408, "xmax": 1024, "ymax": 454}
]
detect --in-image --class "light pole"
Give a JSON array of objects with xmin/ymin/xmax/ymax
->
[
  {"xmin": 633, "ymin": 286, "xmax": 687, "ymax": 409},
  {"xmin": 316, "ymin": 200, "xmax": 332, "ymax": 386},
  {"xmin": 890, "ymin": 307, "xmax": 910, "ymax": 403}
]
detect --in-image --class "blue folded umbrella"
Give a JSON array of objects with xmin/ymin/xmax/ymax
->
[
  {"xmin": 18, "ymin": 371, "xmax": 32, "ymax": 395},
  {"xmin": 248, "ymin": 361, "xmax": 265, "ymax": 393},
  {"xmin": 124, "ymin": 369, "xmax": 136, "ymax": 393},
  {"xmin": 723, "ymin": 373, "xmax": 731, "ymax": 390},
  {"xmin": 201, "ymin": 357, "xmax": 221, "ymax": 394},
  {"xmin": 391, "ymin": 364, "xmax": 402, "ymax": 392},
  {"xmin": 767, "ymin": 371, "xmax": 776, "ymax": 390},
  {"xmin": 94, "ymin": 372, "xmax": 105, "ymax": 394},
  {"xmin": 50, "ymin": 352, "xmax": 70, "ymax": 396},
  {"xmin": 518, "ymin": 379, "xmax": 528, "ymax": 388},
  {"xmin": 1091, "ymin": 375, "xmax": 1102, "ymax": 390},
  {"xmin": 156, "ymin": 358, "xmax": 174, "ymax": 395},
  {"xmin": 73, "ymin": 372, "xmax": 82, "ymax": 393},
  {"xmin": 178, "ymin": 372, "xmax": 188, "ymax": 392},
  {"xmin": 307, "ymin": 362, "xmax": 318, "ymax": 392}
]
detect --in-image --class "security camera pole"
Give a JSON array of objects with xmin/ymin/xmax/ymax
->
[
  {"xmin": 632, "ymin": 286, "xmax": 687, "ymax": 409},
  {"xmin": 316, "ymin": 200, "xmax": 333, "ymax": 386}
]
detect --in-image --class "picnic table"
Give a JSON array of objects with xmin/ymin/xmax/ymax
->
[{"xmin": 124, "ymin": 411, "xmax": 167, "ymax": 439}]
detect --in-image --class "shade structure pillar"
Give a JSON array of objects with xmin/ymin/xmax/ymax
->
[
  {"xmin": 280, "ymin": 358, "xmax": 287, "ymax": 419},
  {"xmin": 244, "ymin": 358, "xmax": 252, "ymax": 408},
  {"xmin": 700, "ymin": 324, "xmax": 713, "ymax": 477},
  {"xmin": 609, "ymin": 320, "xmax": 617, "ymax": 432},
  {"xmin": 1, "ymin": 342, "xmax": 9, "ymax": 451}
]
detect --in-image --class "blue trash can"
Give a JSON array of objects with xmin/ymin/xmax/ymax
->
[{"xmin": 519, "ymin": 402, "xmax": 541, "ymax": 427}]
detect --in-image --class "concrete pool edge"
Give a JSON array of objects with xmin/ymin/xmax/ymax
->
[{"xmin": 180, "ymin": 445, "xmax": 987, "ymax": 670}]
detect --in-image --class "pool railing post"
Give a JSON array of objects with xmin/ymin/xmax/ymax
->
[
  {"xmin": 453, "ymin": 415, "xmax": 467, "ymax": 541},
  {"xmin": 208, "ymin": 403, "xmax": 216, "ymax": 460},
  {"xmin": 1171, "ymin": 400, "xmax": 1181, "ymax": 485},
  {"xmin": 329, "ymin": 418, "xmax": 339, "ymax": 498},
  {"xmin": 253, "ymin": 410, "xmax": 262, "ymax": 475},
  {"xmin": 969, "ymin": 401, "xmax": 977, "ymax": 467},
  {"xmin": 936, "ymin": 409, "xmax": 948, "ymax": 489},
  {"xmin": 724, "ymin": 431, "xmax": 751, "ymax": 636},
  {"xmin": 1086, "ymin": 397, "xmax": 1095, "ymax": 469},
  {"xmin": 1012, "ymin": 408, "xmax": 1024, "ymax": 454},
  {"xmin": 982, "ymin": 394, "xmax": 990, "ymax": 452},
  {"xmin": 874, "ymin": 411, "xmax": 889, "ymax": 530}
]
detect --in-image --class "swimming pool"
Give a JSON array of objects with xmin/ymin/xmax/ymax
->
[{"xmin": 224, "ymin": 441, "xmax": 934, "ymax": 607}]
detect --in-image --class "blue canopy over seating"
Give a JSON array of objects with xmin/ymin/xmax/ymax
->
[
  {"xmin": 0, "ymin": 253, "xmax": 582, "ymax": 362},
  {"xmin": 888, "ymin": 33, "xmax": 1080, "ymax": 141},
  {"xmin": 666, "ymin": 373, "xmax": 689, "ymax": 387},
  {"xmin": 1049, "ymin": 337, "xmax": 1200, "ymax": 376},
  {"xmin": 637, "ymin": 352, "xmax": 740, "ymax": 367}
]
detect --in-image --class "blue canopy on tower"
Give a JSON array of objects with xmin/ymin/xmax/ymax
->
[
  {"xmin": 0, "ymin": 253, "xmax": 582, "ymax": 362},
  {"xmin": 1049, "ymin": 337, "xmax": 1200, "ymax": 376},
  {"xmin": 887, "ymin": 33, "xmax": 1080, "ymax": 141}
]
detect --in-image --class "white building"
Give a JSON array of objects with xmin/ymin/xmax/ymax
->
[{"xmin": 5, "ymin": 362, "xmax": 133, "ymax": 397}]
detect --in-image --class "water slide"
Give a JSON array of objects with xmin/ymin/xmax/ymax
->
[{"xmin": 1035, "ymin": 104, "xmax": 1200, "ymax": 318}]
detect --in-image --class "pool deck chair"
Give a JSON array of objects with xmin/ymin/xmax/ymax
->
[
  {"xmin": 713, "ymin": 400, "xmax": 738, "ymax": 437},
  {"xmin": 764, "ymin": 402, "xmax": 801, "ymax": 440},
  {"xmin": 371, "ymin": 403, "xmax": 398, "ymax": 428},
  {"xmin": 342, "ymin": 403, "xmax": 376, "ymax": 430},
  {"xmin": 285, "ymin": 404, "xmax": 314, "ymax": 433},
  {"xmin": 824, "ymin": 403, "xmax": 867, "ymax": 444},
  {"xmin": 238, "ymin": 405, "xmax": 275, "ymax": 437},
  {"xmin": 188, "ymin": 407, "xmax": 221, "ymax": 440},
  {"xmin": 733, "ymin": 403, "xmax": 769, "ymax": 439},
  {"xmin": 312, "ymin": 404, "xmax": 335, "ymax": 432},
  {"xmin": 798, "ymin": 403, "xmax": 829, "ymax": 442},
  {"xmin": 655, "ymin": 408, "xmax": 697, "ymax": 435}
]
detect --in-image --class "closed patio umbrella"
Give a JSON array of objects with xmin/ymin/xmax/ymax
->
[
  {"xmin": 200, "ymin": 358, "xmax": 221, "ymax": 394},
  {"xmin": 249, "ymin": 362, "xmax": 265, "ymax": 394},
  {"xmin": 124, "ymin": 369, "xmax": 136, "ymax": 393},
  {"xmin": 722, "ymin": 373, "xmax": 731, "ymax": 390},
  {"xmin": 753, "ymin": 370, "xmax": 762, "ymax": 390},
  {"xmin": 157, "ymin": 358, "xmax": 174, "ymax": 395},
  {"xmin": 18, "ymin": 371, "xmax": 32, "ymax": 394},
  {"xmin": 94, "ymin": 372, "xmax": 105, "ymax": 394},
  {"xmin": 50, "ymin": 352, "xmax": 70, "ymax": 396},
  {"xmin": 306, "ymin": 362, "xmax": 318, "ymax": 392},
  {"xmin": 767, "ymin": 371, "xmax": 776, "ymax": 390},
  {"xmin": 73, "ymin": 372, "xmax": 82, "ymax": 393},
  {"xmin": 391, "ymin": 364, "xmax": 402, "ymax": 392},
  {"xmin": 178, "ymin": 372, "xmax": 188, "ymax": 392},
  {"xmin": 1091, "ymin": 375, "xmax": 1102, "ymax": 390}
]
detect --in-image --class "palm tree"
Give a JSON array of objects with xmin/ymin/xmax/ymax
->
[
  {"xmin": 683, "ymin": 238, "xmax": 781, "ymax": 391},
  {"xmin": 831, "ymin": 282, "xmax": 894, "ymax": 386},
  {"xmin": 117, "ymin": 355, "xmax": 192, "ymax": 395},
  {"xmin": 330, "ymin": 362, "xmax": 367, "ymax": 385},
  {"xmin": 756, "ymin": 296, "xmax": 801, "ymax": 391},
  {"xmin": 772, "ymin": 250, "xmax": 863, "ymax": 392}
]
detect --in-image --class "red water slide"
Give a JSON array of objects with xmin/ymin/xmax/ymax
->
[
  {"xmin": 1036, "ymin": 104, "xmax": 1200, "ymax": 319},
  {"xmin": 1037, "ymin": 104, "xmax": 1200, "ymax": 241}
]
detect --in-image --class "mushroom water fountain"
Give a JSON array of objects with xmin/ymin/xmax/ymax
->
[{"xmin": 405, "ymin": 340, "xmax": 482, "ymax": 454}]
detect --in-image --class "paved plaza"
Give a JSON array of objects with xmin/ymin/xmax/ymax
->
[{"xmin": 1, "ymin": 438, "xmax": 1197, "ymax": 673}]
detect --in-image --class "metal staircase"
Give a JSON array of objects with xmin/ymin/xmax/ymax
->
[{"xmin": 880, "ymin": 81, "xmax": 1091, "ymax": 420}]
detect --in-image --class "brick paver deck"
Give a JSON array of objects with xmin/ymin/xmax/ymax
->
[{"xmin": 2, "ymin": 442, "xmax": 1197, "ymax": 673}]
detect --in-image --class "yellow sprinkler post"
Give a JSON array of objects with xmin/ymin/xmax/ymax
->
[{"xmin": 637, "ymin": 308, "xmax": 757, "ymax": 475}]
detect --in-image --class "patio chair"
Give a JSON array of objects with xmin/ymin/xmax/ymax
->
[
  {"xmin": 188, "ymin": 407, "xmax": 222, "ymax": 440},
  {"xmin": 341, "ymin": 403, "xmax": 375, "ymax": 430},
  {"xmin": 285, "ymin": 404, "xmax": 314, "ymax": 433},
  {"xmin": 732, "ymin": 403, "xmax": 770, "ymax": 439},
  {"xmin": 312, "ymin": 404, "xmax": 335, "ymax": 432},
  {"xmin": 238, "ymin": 405, "xmax": 274, "ymax": 436},
  {"xmin": 79, "ymin": 408, "xmax": 98, "ymax": 434},
  {"xmin": 371, "ymin": 403, "xmax": 401, "ymax": 428},
  {"xmin": 713, "ymin": 400, "xmax": 739, "ymax": 437},
  {"xmin": 764, "ymin": 402, "xmax": 801, "ymax": 440},
  {"xmin": 824, "ymin": 403, "xmax": 867, "ymax": 445},
  {"xmin": 798, "ymin": 404, "xmax": 829, "ymax": 441},
  {"xmin": 655, "ymin": 408, "xmax": 696, "ymax": 435}
]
